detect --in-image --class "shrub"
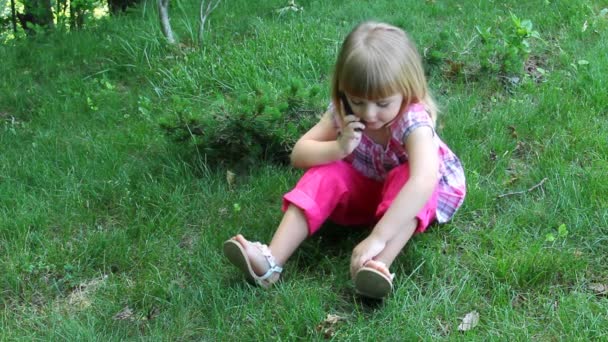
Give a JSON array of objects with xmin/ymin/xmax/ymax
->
[
  {"xmin": 476, "ymin": 14, "xmax": 541, "ymax": 76},
  {"xmin": 159, "ymin": 80, "xmax": 324, "ymax": 167}
]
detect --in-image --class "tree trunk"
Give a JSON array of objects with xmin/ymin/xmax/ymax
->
[
  {"xmin": 158, "ymin": 0, "xmax": 175, "ymax": 44},
  {"xmin": 69, "ymin": 0, "xmax": 85, "ymax": 30},
  {"xmin": 10, "ymin": 0, "xmax": 17, "ymax": 33}
]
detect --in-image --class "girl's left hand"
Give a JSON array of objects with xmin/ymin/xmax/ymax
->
[{"xmin": 350, "ymin": 236, "xmax": 386, "ymax": 279}]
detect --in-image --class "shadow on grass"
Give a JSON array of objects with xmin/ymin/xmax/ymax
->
[{"xmin": 296, "ymin": 222, "xmax": 371, "ymax": 262}]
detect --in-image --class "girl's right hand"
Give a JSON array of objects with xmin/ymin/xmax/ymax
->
[{"xmin": 337, "ymin": 114, "xmax": 365, "ymax": 155}]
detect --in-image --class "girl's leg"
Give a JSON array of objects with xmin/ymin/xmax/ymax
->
[
  {"xmin": 230, "ymin": 161, "xmax": 380, "ymax": 281},
  {"xmin": 233, "ymin": 205, "xmax": 308, "ymax": 279}
]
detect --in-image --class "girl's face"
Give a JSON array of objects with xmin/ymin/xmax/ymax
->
[{"xmin": 344, "ymin": 93, "xmax": 404, "ymax": 131}]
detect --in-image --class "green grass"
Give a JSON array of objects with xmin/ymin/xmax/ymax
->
[{"xmin": 1, "ymin": 0, "xmax": 608, "ymax": 339}]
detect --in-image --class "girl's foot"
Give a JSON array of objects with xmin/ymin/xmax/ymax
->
[
  {"xmin": 233, "ymin": 235, "xmax": 277, "ymax": 278},
  {"xmin": 223, "ymin": 234, "xmax": 282, "ymax": 287}
]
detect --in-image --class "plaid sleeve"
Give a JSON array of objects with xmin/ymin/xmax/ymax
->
[{"xmin": 396, "ymin": 103, "xmax": 435, "ymax": 143}]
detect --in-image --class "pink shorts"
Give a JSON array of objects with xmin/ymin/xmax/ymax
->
[{"xmin": 282, "ymin": 161, "xmax": 439, "ymax": 236}]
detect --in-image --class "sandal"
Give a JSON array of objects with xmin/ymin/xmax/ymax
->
[
  {"xmin": 223, "ymin": 238, "xmax": 283, "ymax": 288},
  {"xmin": 354, "ymin": 261, "xmax": 395, "ymax": 299}
]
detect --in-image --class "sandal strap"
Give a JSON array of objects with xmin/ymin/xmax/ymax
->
[{"xmin": 252, "ymin": 242, "xmax": 283, "ymax": 281}]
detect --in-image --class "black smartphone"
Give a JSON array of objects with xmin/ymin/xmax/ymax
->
[
  {"xmin": 340, "ymin": 92, "xmax": 355, "ymax": 115},
  {"xmin": 339, "ymin": 92, "xmax": 363, "ymax": 132}
]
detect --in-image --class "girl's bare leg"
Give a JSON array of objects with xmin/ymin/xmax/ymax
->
[{"xmin": 233, "ymin": 205, "xmax": 309, "ymax": 277}]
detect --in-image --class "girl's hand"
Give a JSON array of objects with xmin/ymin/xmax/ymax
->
[
  {"xmin": 337, "ymin": 114, "xmax": 365, "ymax": 155},
  {"xmin": 350, "ymin": 235, "xmax": 386, "ymax": 280}
]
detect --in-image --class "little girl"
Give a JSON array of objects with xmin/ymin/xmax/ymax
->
[{"xmin": 223, "ymin": 21, "xmax": 466, "ymax": 299}]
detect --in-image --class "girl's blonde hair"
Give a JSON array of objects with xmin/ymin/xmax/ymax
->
[{"xmin": 331, "ymin": 21, "xmax": 438, "ymax": 124}]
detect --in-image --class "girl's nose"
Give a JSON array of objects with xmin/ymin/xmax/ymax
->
[{"xmin": 361, "ymin": 106, "xmax": 376, "ymax": 121}]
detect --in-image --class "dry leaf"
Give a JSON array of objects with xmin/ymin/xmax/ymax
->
[
  {"xmin": 436, "ymin": 317, "xmax": 451, "ymax": 336},
  {"xmin": 489, "ymin": 150, "xmax": 497, "ymax": 161},
  {"xmin": 324, "ymin": 314, "xmax": 344, "ymax": 324},
  {"xmin": 66, "ymin": 275, "xmax": 108, "ymax": 310},
  {"xmin": 113, "ymin": 306, "xmax": 135, "ymax": 321},
  {"xmin": 458, "ymin": 311, "xmax": 479, "ymax": 332},
  {"xmin": 276, "ymin": 0, "xmax": 303, "ymax": 15},
  {"xmin": 589, "ymin": 283, "xmax": 608, "ymax": 296},
  {"xmin": 179, "ymin": 234, "xmax": 197, "ymax": 251},
  {"xmin": 511, "ymin": 293, "xmax": 527, "ymax": 309},
  {"xmin": 508, "ymin": 125, "xmax": 518, "ymax": 139},
  {"xmin": 316, "ymin": 314, "xmax": 345, "ymax": 339}
]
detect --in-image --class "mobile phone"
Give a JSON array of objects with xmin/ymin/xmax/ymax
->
[
  {"xmin": 339, "ymin": 92, "xmax": 363, "ymax": 132},
  {"xmin": 340, "ymin": 92, "xmax": 354, "ymax": 115}
]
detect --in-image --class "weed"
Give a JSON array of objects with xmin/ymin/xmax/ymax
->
[{"xmin": 476, "ymin": 13, "xmax": 541, "ymax": 76}]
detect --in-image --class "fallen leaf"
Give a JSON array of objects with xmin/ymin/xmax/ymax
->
[
  {"xmin": 66, "ymin": 275, "xmax": 108, "ymax": 310},
  {"xmin": 113, "ymin": 306, "xmax": 135, "ymax": 321},
  {"xmin": 582, "ymin": 20, "xmax": 588, "ymax": 32},
  {"xmin": 504, "ymin": 175, "xmax": 519, "ymax": 186},
  {"xmin": 489, "ymin": 150, "xmax": 497, "ymax": 161},
  {"xmin": 505, "ymin": 76, "xmax": 521, "ymax": 85},
  {"xmin": 536, "ymin": 67, "xmax": 546, "ymax": 75},
  {"xmin": 324, "ymin": 314, "xmax": 345, "ymax": 325},
  {"xmin": 511, "ymin": 293, "xmax": 527, "ymax": 308},
  {"xmin": 276, "ymin": 0, "xmax": 303, "ymax": 15},
  {"xmin": 445, "ymin": 59, "xmax": 464, "ymax": 77},
  {"xmin": 146, "ymin": 306, "xmax": 161, "ymax": 321},
  {"xmin": 179, "ymin": 234, "xmax": 198, "ymax": 251},
  {"xmin": 316, "ymin": 314, "xmax": 346, "ymax": 339},
  {"xmin": 508, "ymin": 125, "xmax": 518, "ymax": 139},
  {"xmin": 436, "ymin": 317, "xmax": 451, "ymax": 336},
  {"xmin": 589, "ymin": 283, "xmax": 608, "ymax": 296},
  {"xmin": 458, "ymin": 311, "xmax": 479, "ymax": 332}
]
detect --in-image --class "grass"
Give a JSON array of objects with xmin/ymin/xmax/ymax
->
[{"xmin": 1, "ymin": 0, "xmax": 607, "ymax": 339}]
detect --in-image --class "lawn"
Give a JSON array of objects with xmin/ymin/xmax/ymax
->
[{"xmin": 1, "ymin": 0, "xmax": 607, "ymax": 339}]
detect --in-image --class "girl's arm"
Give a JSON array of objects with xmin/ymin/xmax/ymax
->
[
  {"xmin": 290, "ymin": 110, "xmax": 363, "ymax": 169},
  {"xmin": 370, "ymin": 126, "xmax": 439, "ymax": 241},
  {"xmin": 350, "ymin": 126, "xmax": 439, "ymax": 274}
]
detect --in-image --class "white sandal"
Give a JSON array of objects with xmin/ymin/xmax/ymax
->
[
  {"xmin": 354, "ymin": 261, "xmax": 395, "ymax": 299},
  {"xmin": 223, "ymin": 238, "xmax": 283, "ymax": 288}
]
